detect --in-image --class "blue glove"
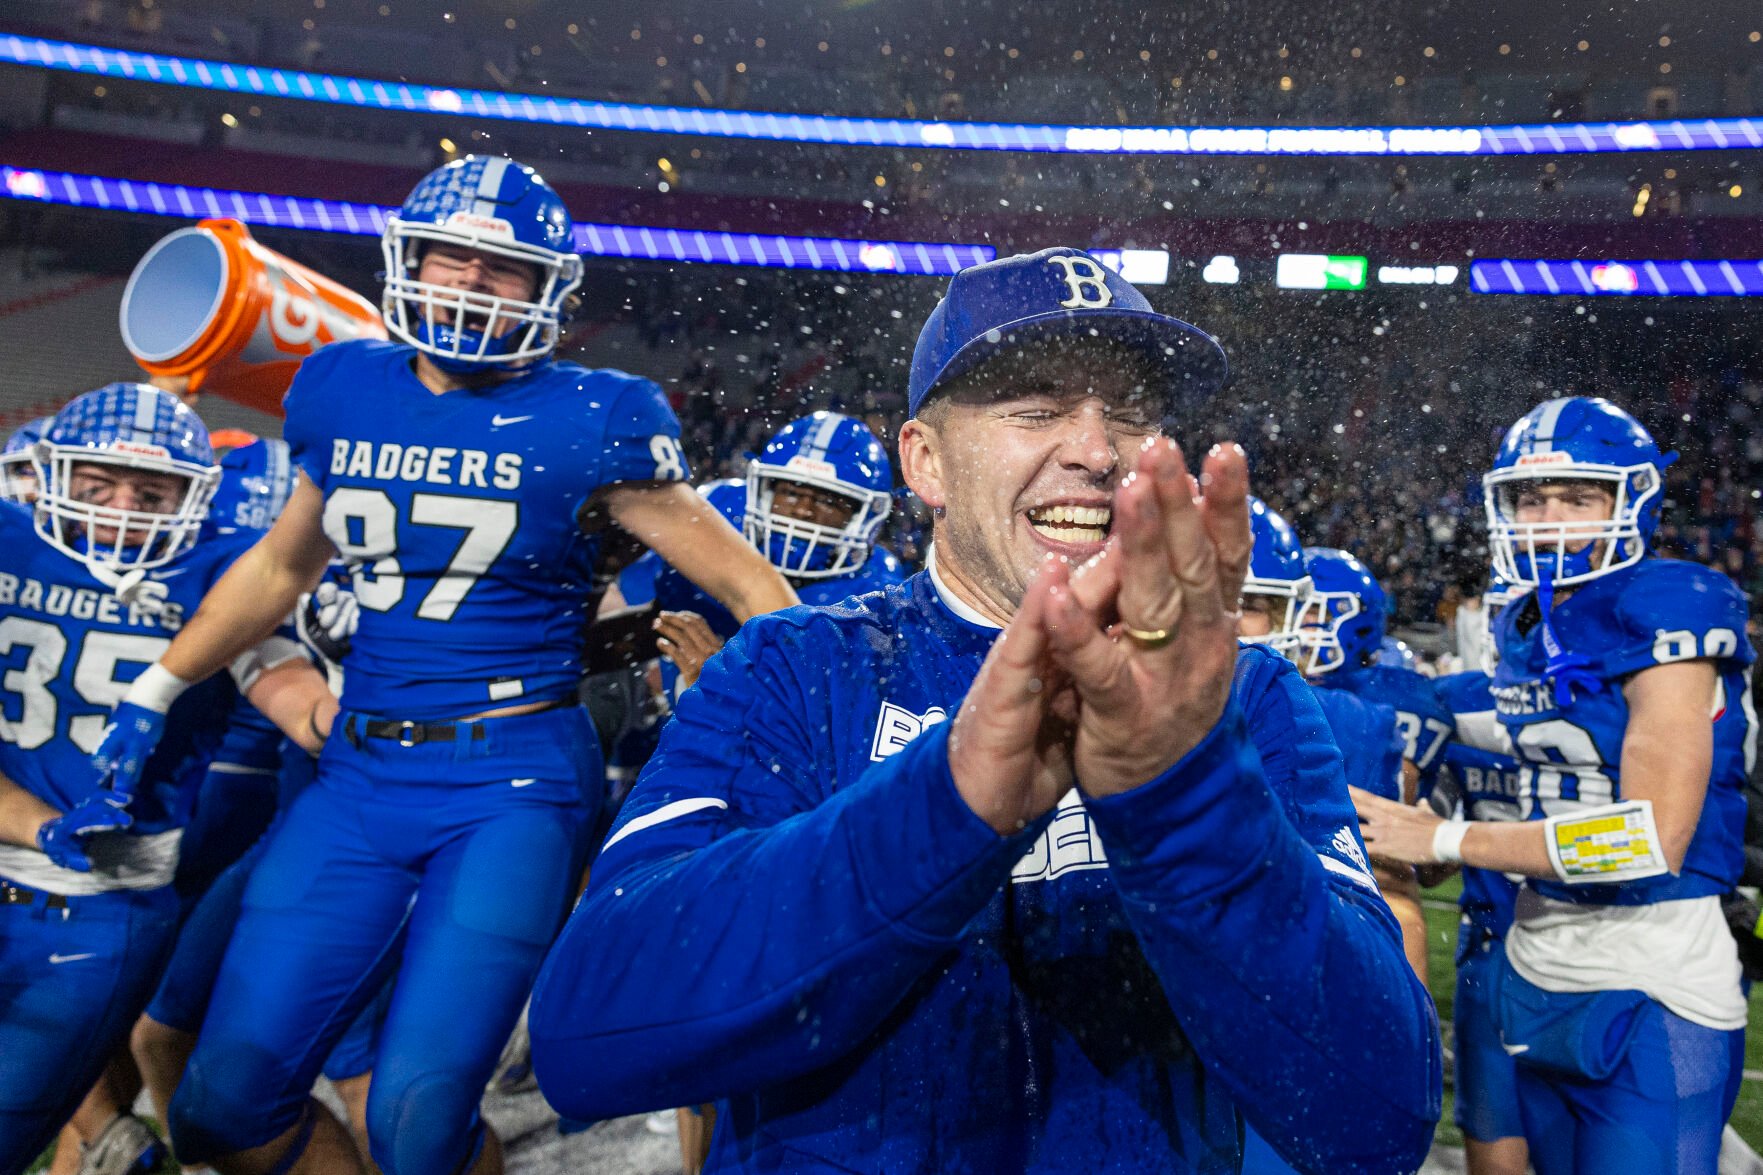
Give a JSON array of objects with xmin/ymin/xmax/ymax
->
[
  {"xmin": 36, "ymin": 791, "xmax": 133, "ymax": 872},
  {"xmin": 91, "ymin": 702, "xmax": 167, "ymax": 802}
]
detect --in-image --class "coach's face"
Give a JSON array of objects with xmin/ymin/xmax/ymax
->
[{"xmin": 899, "ymin": 341, "xmax": 1163, "ymax": 625}]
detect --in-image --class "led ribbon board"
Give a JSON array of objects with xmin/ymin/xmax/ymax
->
[
  {"xmin": 8, "ymin": 34, "xmax": 1763, "ymax": 156},
  {"xmin": 0, "ymin": 166, "xmax": 993, "ymax": 275},
  {"xmin": 1471, "ymin": 258, "xmax": 1763, "ymax": 296}
]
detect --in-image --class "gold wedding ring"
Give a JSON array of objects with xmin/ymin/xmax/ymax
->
[{"xmin": 1122, "ymin": 624, "xmax": 1175, "ymax": 649}]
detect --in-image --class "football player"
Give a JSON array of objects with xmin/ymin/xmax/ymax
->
[
  {"xmin": 1361, "ymin": 397, "xmax": 1753, "ymax": 1175},
  {"xmin": 1429, "ymin": 574, "xmax": 1528, "ymax": 1175},
  {"xmin": 93, "ymin": 156, "xmax": 798, "ymax": 1175},
  {"xmin": 653, "ymin": 411, "xmax": 905, "ymax": 690},
  {"xmin": 0, "ymin": 417, "xmax": 52, "ymax": 506},
  {"xmin": 0, "ymin": 384, "xmax": 331, "ymax": 1174},
  {"xmin": 1299, "ymin": 547, "xmax": 1453, "ymax": 981}
]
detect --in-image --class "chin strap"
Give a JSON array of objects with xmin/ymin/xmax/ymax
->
[
  {"xmin": 1535, "ymin": 569, "xmax": 1601, "ymax": 708},
  {"xmin": 89, "ymin": 565, "xmax": 170, "ymax": 615}
]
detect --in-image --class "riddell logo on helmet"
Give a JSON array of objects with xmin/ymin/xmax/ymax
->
[
  {"xmin": 785, "ymin": 456, "xmax": 838, "ymax": 478},
  {"xmin": 110, "ymin": 441, "xmax": 172, "ymax": 461},
  {"xmin": 444, "ymin": 211, "xmax": 515, "ymax": 239},
  {"xmin": 1515, "ymin": 451, "xmax": 1573, "ymax": 467}
]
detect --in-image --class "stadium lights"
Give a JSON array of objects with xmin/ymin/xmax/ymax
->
[
  {"xmin": 1202, "ymin": 255, "xmax": 1241, "ymax": 284},
  {"xmin": 0, "ymin": 165, "xmax": 995, "ymax": 276},
  {"xmin": 1090, "ymin": 248, "xmax": 1171, "ymax": 285},
  {"xmin": 1276, "ymin": 254, "xmax": 1369, "ymax": 290},
  {"xmin": 1470, "ymin": 258, "xmax": 1763, "ymax": 296},
  {"xmin": 8, "ymin": 33, "xmax": 1763, "ymax": 156}
]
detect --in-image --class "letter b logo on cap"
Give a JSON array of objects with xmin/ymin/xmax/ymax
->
[{"xmin": 1046, "ymin": 255, "xmax": 1113, "ymax": 309}]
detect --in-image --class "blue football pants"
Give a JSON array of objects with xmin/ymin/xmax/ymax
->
[
  {"xmin": 0, "ymin": 884, "xmax": 178, "ymax": 1175},
  {"xmin": 1453, "ymin": 929, "xmax": 1525, "ymax": 1144},
  {"xmin": 1517, "ymin": 994, "xmax": 1744, "ymax": 1175},
  {"xmin": 168, "ymin": 704, "xmax": 599, "ymax": 1175}
]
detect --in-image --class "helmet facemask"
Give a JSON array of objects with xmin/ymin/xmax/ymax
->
[
  {"xmin": 381, "ymin": 221, "xmax": 583, "ymax": 372},
  {"xmin": 1483, "ymin": 464, "xmax": 1658, "ymax": 589},
  {"xmin": 34, "ymin": 443, "xmax": 219, "ymax": 572},
  {"xmin": 0, "ymin": 451, "xmax": 39, "ymax": 505},
  {"xmin": 1294, "ymin": 589, "xmax": 1362, "ymax": 676},
  {"xmin": 1240, "ymin": 571, "xmax": 1314, "ymax": 656},
  {"xmin": 743, "ymin": 461, "xmax": 892, "ymax": 580}
]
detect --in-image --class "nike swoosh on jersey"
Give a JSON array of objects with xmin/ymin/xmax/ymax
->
[
  {"xmin": 49, "ymin": 952, "xmax": 97, "ymax": 964},
  {"xmin": 491, "ymin": 414, "xmax": 534, "ymax": 427},
  {"xmin": 1500, "ymin": 1042, "xmax": 1530, "ymax": 1055},
  {"xmin": 511, "ymin": 778, "xmax": 537, "ymax": 788}
]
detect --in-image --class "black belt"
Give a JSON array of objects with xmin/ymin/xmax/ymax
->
[
  {"xmin": 2, "ymin": 882, "xmax": 67, "ymax": 909},
  {"xmin": 342, "ymin": 698, "xmax": 573, "ymax": 748}
]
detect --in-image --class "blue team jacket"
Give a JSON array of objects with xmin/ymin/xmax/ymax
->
[{"xmin": 531, "ymin": 573, "xmax": 1441, "ymax": 1174}]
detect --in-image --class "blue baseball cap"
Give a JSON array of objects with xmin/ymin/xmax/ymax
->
[{"xmin": 907, "ymin": 246, "xmax": 1228, "ymax": 419}]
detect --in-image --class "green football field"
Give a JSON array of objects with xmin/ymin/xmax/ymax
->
[{"xmin": 1420, "ymin": 874, "xmax": 1763, "ymax": 1152}]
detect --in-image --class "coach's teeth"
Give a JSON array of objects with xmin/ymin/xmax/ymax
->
[
  {"xmin": 1030, "ymin": 505, "xmax": 1112, "ymax": 528},
  {"xmin": 1028, "ymin": 505, "xmax": 1111, "ymax": 545}
]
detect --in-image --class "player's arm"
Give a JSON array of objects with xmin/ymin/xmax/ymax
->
[
  {"xmin": 1372, "ymin": 857, "xmax": 1429, "ymax": 984},
  {"xmin": 1613, "ymin": 659, "xmax": 1715, "ymax": 871},
  {"xmin": 160, "ymin": 474, "xmax": 336, "ymax": 682},
  {"xmin": 94, "ymin": 475, "xmax": 336, "ymax": 790},
  {"xmin": 601, "ymin": 481, "xmax": 798, "ymax": 621},
  {"xmin": 1080, "ymin": 655, "xmax": 1441, "ymax": 1174},
  {"xmin": 529, "ymin": 619, "xmax": 1045, "ymax": 1120},
  {"xmin": 0, "ymin": 773, "xmax": 61, "ymax": 849},
  {"xmin": 1361, "ymin": 660, "xmax": 1717, "ymax": 877},
  {"xmin": 243, "ymin": 657, "xmax": 339, "ymax": 756}
]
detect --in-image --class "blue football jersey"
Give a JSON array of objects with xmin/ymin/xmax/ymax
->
[
  {"xmin": 653, "ymin": 481, "xmax": 908, "ymax": 641},
  {"xmin": 283, "ymin": 339, "xmax": 689, "ymax": 720},
  {"xmin": 0, "ymin": 506, "xmax": 253, "ymax": 842},
  {"xmin": 1315, "ymin": 663, "xmax": 1455, "ymax": 796},
  {"xmin": 1490, "ymin": 558, "xmax": 1756, "ymax": 906},
  {"xmin": 531, "ymin": 574, "xmax": 1440, "ymax": 1175},
  {"xmin": 1435, "ymin": 670, "xmax": 1524, "ymax": 937},
  {"xmin": 1311, "ymin": 684, "xmax": 1405, "ymax": 802}
]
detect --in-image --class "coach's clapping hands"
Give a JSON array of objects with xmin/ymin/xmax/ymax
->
[{"xmin": 949, "ymin": 438, "xmax": 1253, "ymax": 834}]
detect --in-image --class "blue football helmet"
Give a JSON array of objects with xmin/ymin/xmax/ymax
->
[
  {"xmin": 381, "ymin": 155, "xmax": 584, "ymax": 372},
  {"xmin": 1, "ymin": 415, "xmax": 52, "ymax": 504},
  {"xmin": 1241, "ymin": 496, "xmax": 1312, "ymax": 654},
  {"xmin": 744, "ymin": 412, "xmax": 893, "ymax": 579},
  {"xmin": 34, "ymin": 383, "xmax": 218, "ymax": 571},
  {"xmin": 1297, "ymin": 547, "xmax": 1388, "ymax": 677},
  {"xmin": 1376, "ymin": 636, "xmax": 1418, "ymax": 671},
  {"xmin": 1483, "ymin": 396, "xmax": 1674, "ymax": 589},
  {"xmin": 208, "ymin": 434, "xmax": 297, "ymax": 535}
]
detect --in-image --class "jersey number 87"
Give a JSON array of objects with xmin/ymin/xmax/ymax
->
[{"xmin": 322, "ymin": 489, "xmax": 518, "ymax": 622}]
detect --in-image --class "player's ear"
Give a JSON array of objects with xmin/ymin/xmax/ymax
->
[{"xmin": 898, "ymin": 418, "xmax": 948, "ymax": 511}]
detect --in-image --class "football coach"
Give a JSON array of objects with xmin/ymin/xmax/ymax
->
[{"xmin": 530, "ymin": 248, "xmax": 1441, "ymax": 1174}]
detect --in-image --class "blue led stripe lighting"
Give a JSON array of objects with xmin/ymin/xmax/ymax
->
[
  {"xmin": 1471, "ymin": 258, "xmax": 1763, "ymax": 296},
  {"xmin": 7, "ymin": 33, "xmax": 1763, "ymax": 156},
  {"xmin": 0, "ymin": 165, "xmax": 993, "ymax": 275}
]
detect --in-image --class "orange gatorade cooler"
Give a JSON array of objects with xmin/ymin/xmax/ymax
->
[{"xmin": 120, "ymin": 218, "xmax": 385, "ymax": 417}]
